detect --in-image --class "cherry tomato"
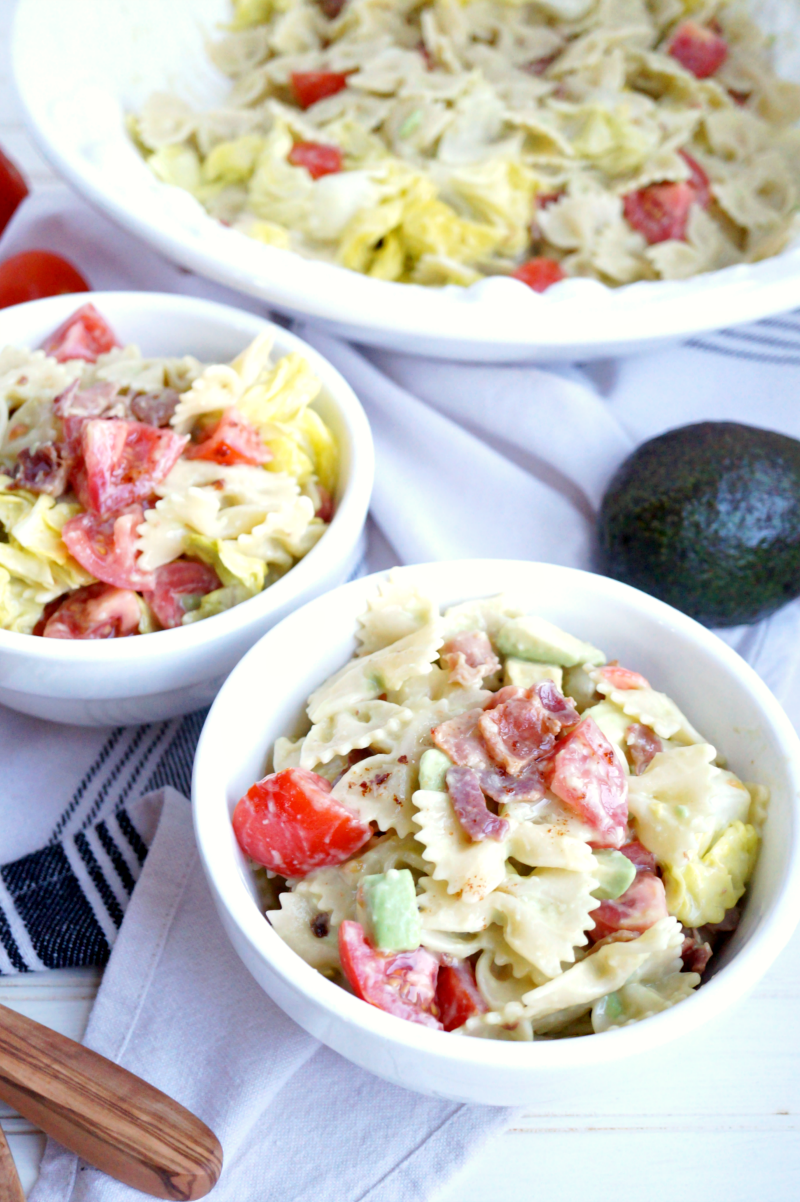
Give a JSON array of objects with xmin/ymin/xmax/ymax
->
[
  {"xmin": 436, "ymin": 962, "xmax": 486, "ymax": 1032},
  {"xmin": 668, "ymin": 21, "xmax": 728, "ymax": 79},
  {"xmin": 143, "ymin": 560, "xmax": 221, "ymax": 629},
  {"xmin": 288, "ymin": 141, "xmax": 343, "ymax": 180},
  {"xmin": 598, "ymin": 666, "xmax": 650, "ymax": 691},
  {"xmin": 0, "ymin": 251, "xmax": 90, "ymax": 311},
  {"xmin": 623, "ymin": 180, "xmax": 695, "ymax": 245},
  {"xmin": 338, "ymin": 921, "xmax": 443, "ymax": 1028},
  {"xmin": 42, "ymin": 583, "xmax": 141, "ymax": 639},
  {"xmin": 680, "ymin": 151, "xmax": 712, "ymax": 209},
  {"xmin": 589, "ymin": 872, "xmax": 667, "ymax": 942},
  {"xmin": 185, "ymin": 407, "xmax": 271, "ymax": 466},
  {"xmin": 546, "ymin": 716, "xmax": 628, "ymax": 847},
  {"xmin": 42, "ymin": 303, "xmax": 119, "ymax": 363},
  {"xmin": 511, "ymin": 257, "xmax": 565, "ymax": 292},
  {"xmin": 291, "ymin": 71, "xmax": 349, "ymax": 109},
  {"xmin": 73, "ymin": 418, "xmax": 187, "ymax": 517},
  {"xmin": 61, "ymin": 507, "xmax": 155, "ymax": 591},
  {"xmin": 0, "ymin": 146, "xmax": 29, "ymax": 236},
  {"xmin": 232, "ymin": 768, "xmax": 372, "ymax": 877}
]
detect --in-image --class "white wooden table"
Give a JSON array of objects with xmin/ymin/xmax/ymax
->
[{"xmin": 2, "ymin": 6, "xmax": 800, "ymax": 1197}]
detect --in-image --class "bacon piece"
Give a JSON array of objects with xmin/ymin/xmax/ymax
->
[
  {"xmin": 130, "ymin": 389, "xmax": 180, "ymax": 428},
  {"xmin": 598, "ymin": 665, "xmax": 650, "ymax": 691},
  {"xmin": 317, "ymin": 0, "xmax": 347, "ymax": 15},
  {"xmin": 42, "ymin": 583, "xmax": 141, "ymax": 639},
  {"xmin": 626, "ymin": 723, "xmax": 662, "ymax": 775},
  {"xmin": 589, "ymin": 871, "xmax": 667, "ymax": 942},
  {"xmin": 73, "ymin": 418, "xmax": 188, "ymax": 517},
  {"xmin": 12, "ymin": 443, "xmax": 73, "ymax": 496},
  {"xmin": 432, "ymin": 708, "xmax": 491, "ymax": 771},
  {"xmin": 440, "ymin": 631, "xmax": 500, "ymax": 688},
  {"xmin": 668, "ymin": 21, "xmax": 728, "ymax": 79},
  {"xmin": 478, "ymin": 682, "xmax": 579, "ymax": 774},
  {"xmin": 479, "ymin": 761, "xmax": 545, "ymax": 804},
  {"xmin": 618, "ymin": 839, "xmax": 657, "ymax": 874},
  {"xmin": 55, "ymin": 380, "xmax": 124, "ymax": 422},
  {"xmin": 446, "ymin": 766, "xmax": 509, "ymax": 842},
  {"xmin": 547, "ymin": 716, "xmax": 628, "ymax": 847},
  {"xmin": 185, "ymin": 407, "xmax": 271, "ymax": 467},
  {"xmin": 61, "ymin": 506, "xmax": 154, "ymax": 591},
  {"xmin": 681, "ymin": 932, "xmax": 713, "ymax": 975}
]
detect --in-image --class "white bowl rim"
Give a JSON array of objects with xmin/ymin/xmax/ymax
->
[
  {"xmin": 0, "ymin": 290, "xmax": 374, "ymax": 660},
  {"xmin": 193, "ymin": 559, "xmax": 800, "ymax": 1073}
]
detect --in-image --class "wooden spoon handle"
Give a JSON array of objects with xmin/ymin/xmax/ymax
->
[
  {"xmin": 0, "ymin": 1126, "xmax": 25, "ymax": 1202},
  {"xmin": 0, "ymin": 1003, "xmax": 221, "ymax": 1201}
]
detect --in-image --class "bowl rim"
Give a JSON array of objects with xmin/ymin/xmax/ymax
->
[
  {"xmin": 192, "ymin": 559, "xmax": 800, "ymax": 1073},
  {"xmin": 0, "ymin": 290, "xmax": 374, "ymax": 660},
  {"xmin": 13, "ymin": 0, "xmax": 800, "ymax": 361}
]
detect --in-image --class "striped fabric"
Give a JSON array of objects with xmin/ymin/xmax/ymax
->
[{"xmin": 0, "ymin": 711, "xmax": 205, "ymax": 975}]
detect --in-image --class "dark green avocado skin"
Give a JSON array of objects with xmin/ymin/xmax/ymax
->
[{"xmin": 598, "ymin": 421, "xmax": 800, "ymax": 627}]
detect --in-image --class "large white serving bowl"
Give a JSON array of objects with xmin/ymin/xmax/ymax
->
[
  {"xmin": 193, "ymin": 559, "xmax": 800, "ymax": 1105},
  {"xmin": 13, "ymin": 0, "xmax": 800, "ymax": 364},
  {"xmin": 0, "ymin": 291, "xmax": 373, "ymax": 726}
]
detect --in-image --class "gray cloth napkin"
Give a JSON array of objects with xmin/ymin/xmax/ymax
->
[{"xmin": 29, "ymin": 789, "xmax": 514, "ymax": 1202}]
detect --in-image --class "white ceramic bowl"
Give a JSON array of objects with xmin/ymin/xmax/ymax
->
[
  {"xmin": 193, "ymin": 560, "xmax": 800, "ymax": 1105},
  {"xmin": 13, "ymin": 0, "xmax": 800, "ymax": 363},
  {"xmin": 0, "ymin": 291, "xmax": 373, "ymax": 726}
]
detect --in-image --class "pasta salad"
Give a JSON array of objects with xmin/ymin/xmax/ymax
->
[
  {"xmin": 233, "ymin": 578, "xmax": 766, "ymax": 1038},
  {"xmin": 0, "ymin": 305, "xmax": 336, "ymax": 637},
  {"xmin": 132, "ymin": 0, "xmax": 800, "ymax": 289}
]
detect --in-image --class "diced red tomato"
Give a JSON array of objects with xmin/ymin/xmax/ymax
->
[
  {"xmin": 436, "ymin": 961, "xmax": 486, "ymax": 1031},
  {"xmin": 61, "ymin": 506, "xmax": 154, "ymax": 591},
  {"xmin": 42, "ymin": 583, "xmax": 141, "ymax": 639},
  {"xmin": 0, "ymin": 146, "xmax": 29, "ymax": 236},
  {"xmin": 0, "ymin": 252, "xmax": 90, "ymax": 311},
  {"xmin": 184, "ymin": 407, "xmax": 271, "ymax": 467},
  {"xmin": 598, "ymin": 666, "xmax": 650, "ymax": 691},
  {"xmin": 536, "ymin": 192, "xmax": 563, "ymax": 209},
  {"xmin": 668, "ymin": 21, "xmax": 728, "ymax": 79},
  {"xmin": 288, "ymin": 141, "xmax": 343, "ymax": 179},
  {"xmin": 42, "ymin": 303, "xmax": 118, "ymax": 363},
  {"xmin": 315, "ymin": 485, "xmax": 335, "ymax": 523},
  {"xmin": 618, "ymin": 839, "xmax": 657, "ymax": 874},
  {"xmin": 623, "ymin": 180, "xmax": 695, "ymax": 244},
  {"xmin": 680, "ymin": 151, "xmax": 711, "ymax": 209},
  {"xmin": 511, "ymin": 257, "xmax": 566, "ymax": 293},
  {"xmin": 338, "ymin": 921, "xmax": 443, "ymax": 1028},
  {"xmin": 291, "ymin": 71, "xmax": 349, "ymax": 109},
  {"xmin": 547, "ymin": 716, "xmax": 628, "ymax": 847},
  {"xmin": 589, "ymin": 871, "xmax": 667, "ymax": 941},
  {"xmin": 233, "ymin": 767, "xmax": 372, "ymax": 877},
  {"xmin": 73, "ymin": 418, "xmax": 187, "ymax": 517},
  {"xmin": 142, "ymin": 560, "xmax": 221, "ymax": 629}
]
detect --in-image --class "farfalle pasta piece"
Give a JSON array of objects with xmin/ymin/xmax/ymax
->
[
  {"xmin": 507, "ymin": 822, "xmax": 597, "ymax": 872},
  {"xmin": 492, "ymin": 869, "xmax": 599, "ymax": 980},
  {"xmin": 267, "ymin": 890, "xmax": 341, "ymax": 973},
  {"xmin": 300, "ymin": 700, "xmax": 413, "ymax": 767},
  {"xmin": 440, "ymin": 594, "xmax": 528, "ymax": 640},
  {"xmin": 627, "ymin": 745, "xmax": 751, "ymax": 867},
  {"xmin": 413, "ymin": 788, "xmax": 508, "ymax": 902},
  {"xmin": 474, "ymin": 950, "xmax": 544, "ymax": 1011},
  {"xmin": 589, "ymin": 668, "xmax": 704, "ymax": 744},
  {"xmin": 418, "ymin": 876, "xmax": 495, "ymax": 934},
  {"xmin": 331, "ymin": 702, "xmax": 450, "ymax": 836},
  {"xmin": 356, "ymin": 575, "xmax": 441, "ymax": 655},
  {"xmin": 591, "ymin": 970, "xmax": 701, "ymax": 1033}
]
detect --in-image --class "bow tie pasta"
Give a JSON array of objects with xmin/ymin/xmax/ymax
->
[{"xmin": 232, "ymin": 575, "xmax": 767, "ymax": 1038}]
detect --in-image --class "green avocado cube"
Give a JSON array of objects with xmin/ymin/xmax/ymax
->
[
  {"xmin": 591, "ymin": 849, "xmax": 637, "ymax": 900},
  {"xmin": 361, "ymin": 868, "xmax": 421, "ymax": 952},
  {"xmin": 419, "ymin": 748, "xmax": 452, "ymax": 792},
  {"xmin": 503, "ymin": 658, "xmax": 563, "ymax": 689},
  {"xmin": 495, "ymin": 615, "xmax": 605, "ymax": 667}
]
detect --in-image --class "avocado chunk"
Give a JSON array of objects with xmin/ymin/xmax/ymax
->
[
  {"xmin": 503, "ymin": 658, "xmax": 563, "ymax": 690},
  {"xmin": 360, "ymin": 868, "xmax": 421, "ymax": 952},
  {"xmin": 495, "ymin": 615, "xmax": 605, "ymax": 667},
  {"xmin": 419, "ymin": 748, "xmax": 452, "ymax": 792},
  {"xmin": 591, "ymin": 849, "xmax": 637, "ymax": 900},
  {"xmin": 598, "ymin": 421, "xmax": 800, "ymax": 626}
]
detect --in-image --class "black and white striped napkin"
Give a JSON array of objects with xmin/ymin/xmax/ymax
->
[{"xmin": 0, "ymin": 712, "xmax": 205, "ymax": 975}]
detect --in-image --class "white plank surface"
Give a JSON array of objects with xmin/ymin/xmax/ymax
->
[{"xmin": 2, "ymin": 3, "xmax": 800, "ymax": 1198}]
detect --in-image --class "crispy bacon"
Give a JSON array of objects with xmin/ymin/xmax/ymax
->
[
  {"xmin": 446, "ymin": 766, "xmax": 510, "ymax": 842},
  {"xmin": 432, "ymin": 707, "xmax": 491, "ymax": 771},
  {"xmin": 626, "ymin": 723, "xmax": 662, "ymax": 775},
  {"xmin": 478, "ymin": 682, "xmax": 580, "ymax": 774},
  {"xmin": 589, "ymin": 871, "xmax": 667, "ymax": 941},
  {"xmin": 681, "ymin": 932, "xmax": 713, "ymax": 975},
  {"xmin": 12, "ymin": 442, "xmax": 73, "ymax": 496},
  {"xmin": 479, "ymin": 761, "xmax": 545, "ymax": 804},
  {"xmin": 130, "ymin": 389, "xmax": 180, "ymax": 427},
  {"xmin": 440, "ymin": 631, "xmax": 500, "ymax": 688}
]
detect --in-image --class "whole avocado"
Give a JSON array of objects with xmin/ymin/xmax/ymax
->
[{"xmin": 598, "ymin": 421, "xmax": 800, "ymax": 627}]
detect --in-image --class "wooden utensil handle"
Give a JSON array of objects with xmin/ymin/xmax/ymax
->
[
  {"xmin": 0, "ymin": 1003, "xmax": 221, "ymax": 1201},
  {"xmin": 0, "ymin": 1126, "xmax": 25, "ymax": 1202}
]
